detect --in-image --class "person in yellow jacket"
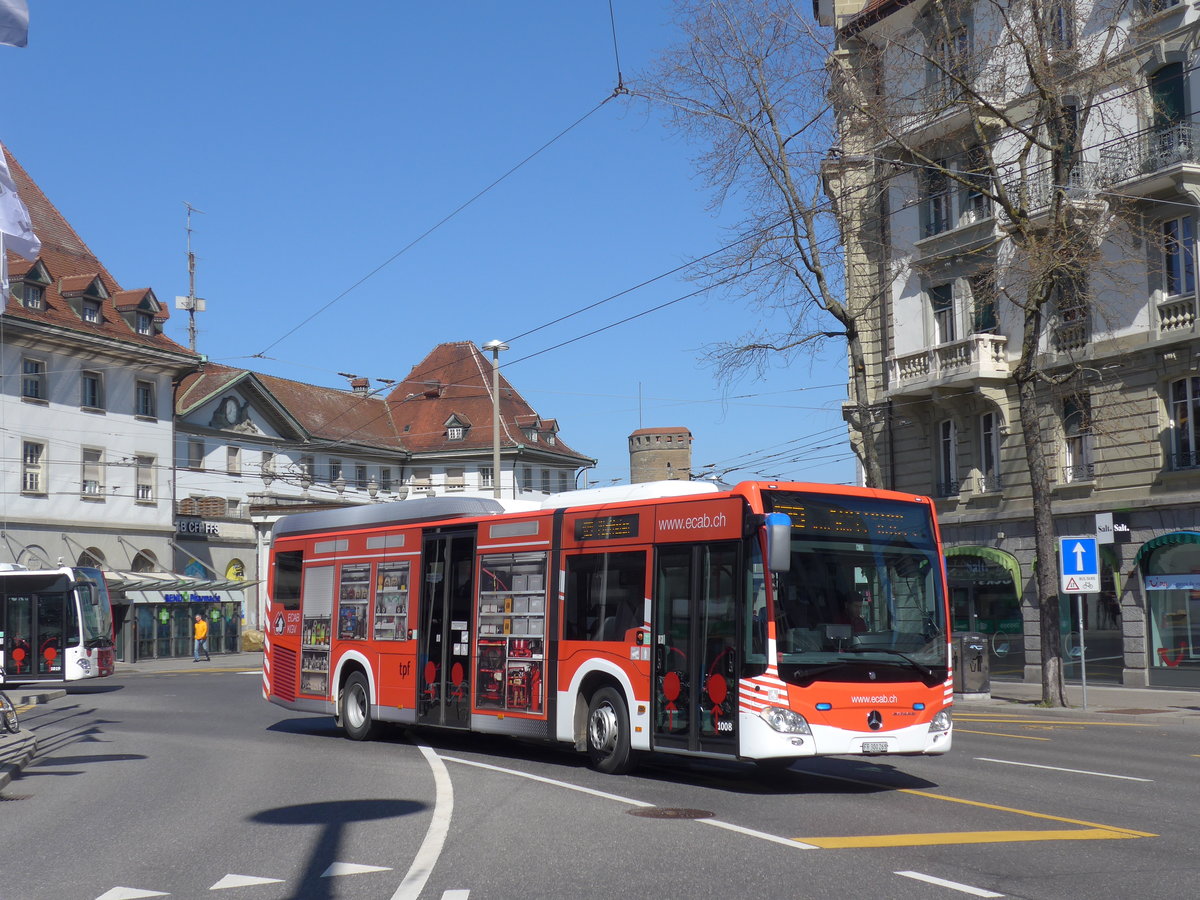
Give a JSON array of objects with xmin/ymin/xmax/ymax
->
[{"xmin": 193, "ymin": 614, "xmax": 211, "ymax": 662}]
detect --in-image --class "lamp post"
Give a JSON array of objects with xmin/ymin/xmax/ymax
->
[{"xmin": 482, "ymin": 340, "xmax": 508, "ymax": 499}]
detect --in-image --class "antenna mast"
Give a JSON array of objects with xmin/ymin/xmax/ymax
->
[{"xmin": 176, "ymin": 203, "xmax": 206, "ymax": 353}]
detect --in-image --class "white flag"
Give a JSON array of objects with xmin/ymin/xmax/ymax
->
[
  {"xmin": 0, "ymin": 145, "xmax": 40, "ymax": 260},
  {"xmin": 0, "ymin": 0, "xmax": 28, "ymax": 48},
  {"xmin": 0, "ymin": 143, "xmax": 40, "ymax": 309}
]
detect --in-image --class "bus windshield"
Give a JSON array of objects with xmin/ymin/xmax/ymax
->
[
  {"xmin": 763, "ymin": 491, "xmax": 947, "ymax": 681},
  {"xmin": 75, "ymin": 569, "xmax": 114, "ymax": 648}
]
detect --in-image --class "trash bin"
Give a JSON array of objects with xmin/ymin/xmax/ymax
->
[{"xmin": 952, "ymin": 632, "xmax": 989, "ymax": 695}]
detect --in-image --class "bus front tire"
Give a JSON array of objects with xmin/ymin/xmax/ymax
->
[
  {"xmin": 586, "ymin": 687, "xmax": 635, "ymax": 774},
  {"xmin": 341, "ymin": 672, "xmax": 377, "ymax": 741}
]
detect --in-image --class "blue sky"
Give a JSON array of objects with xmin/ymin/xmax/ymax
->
[{"xmin": 6, "ymin": 0, "xmax": 854, "ymax": 487}]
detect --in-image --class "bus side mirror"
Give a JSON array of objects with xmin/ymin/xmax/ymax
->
[{"xmin": 765, "ymin": 513, "xmax": 791, "ymax": 573}]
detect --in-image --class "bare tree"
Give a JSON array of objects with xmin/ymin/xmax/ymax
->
[
  {"xmin": 638, "ymin": 0, "xmax": 887, "ymax": 486},
  {"xmin": 645, "ymin": 0, "xmax": 1156, "ymax": 706}
]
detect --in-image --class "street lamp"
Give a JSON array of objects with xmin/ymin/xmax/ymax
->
[{"xmin": 482, "ymin": 340, "xmax": 508, "ymax": 500}]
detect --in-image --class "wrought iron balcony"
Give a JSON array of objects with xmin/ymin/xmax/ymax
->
[
  {"xmin": 1099, "ymin": 121, "xmax": 1200, "ymax": 185},
  {"xmin": 1170, "ymin": 450, "xmax": 1200, "ymax": 471},
  {"xmin": 1000, "ymin": 162, "xmax": 1099, "ymax": 220},
  {"xmin": 1060, "ymin": 462, "xmax": 1095, "ymax": 483}
]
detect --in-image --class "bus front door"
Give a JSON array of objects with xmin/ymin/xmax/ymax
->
[
  {"xmin": 417, "ymin": 530, "xmax": 475, "ymax": 728},
  {"xmin": 652, "ymin": 542, "xmax": 739, "ymax": 755},
  {"xmin": 3, "ymin": 588, "xmax": 67, "ymax": 679}
]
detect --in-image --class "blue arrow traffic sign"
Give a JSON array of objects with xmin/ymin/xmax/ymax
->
[{"xmin": 1059, "ymin": 536, "xmax": 1100, "ymax": 593}]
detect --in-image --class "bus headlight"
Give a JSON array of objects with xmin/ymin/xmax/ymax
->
[
  {"xmin": 928, "ymin": 709, "xmax": 952, "ymax": 733},
  {"xmin": 76, "ymin": 658, "xmax": 92, "ymax": 674},
  {"xmin": 759, "ymin": 706, "xmax": 812, "ymax": 734}
]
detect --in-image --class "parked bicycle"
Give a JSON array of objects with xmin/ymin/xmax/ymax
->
[{"xmin": 1, "ymin": 690, "xmax": 19, "ymax": 734}]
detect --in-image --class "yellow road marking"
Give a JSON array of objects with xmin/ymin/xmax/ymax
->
[
  {"xmin": 955, "ymin": 717, "xmax": 1155, "ymax": 727},
  {"xmin": 791, "ymin": 769, "xmax": 1157, "ymax": 848},
  {"xmin": 956, "ymin": 729, "xmax": 1050, "ymax": 741},
  {"xmin": 800, "ymin": 828, "xmax": 1139, "ymax": 848}
]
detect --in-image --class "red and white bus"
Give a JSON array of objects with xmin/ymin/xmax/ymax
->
[
  {"xmin": 263, "ymin": 480, "xmax": 952, "ymax": 773},
  {"xmin": 1, "ymin": 564, "xmax": 116, "ymax": 684}
]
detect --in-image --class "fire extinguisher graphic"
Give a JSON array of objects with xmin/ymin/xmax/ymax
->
[{"xmin": 530, "ymin": 666, "xmax": 542, "ymax": 713}]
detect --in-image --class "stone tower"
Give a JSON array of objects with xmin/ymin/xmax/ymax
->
[{"xmin": 628, "ymin": 427, "xmax": 693, "ymax": 483}]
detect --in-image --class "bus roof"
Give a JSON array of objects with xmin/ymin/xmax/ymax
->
[{"xmin": 272, "ymin": 495, "xmax": 515, "ymax": 540}]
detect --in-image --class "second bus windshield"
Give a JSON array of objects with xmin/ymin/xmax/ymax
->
[{"xmin": 763, "ymin": 492, "xmax": 947, "ymax": 672}]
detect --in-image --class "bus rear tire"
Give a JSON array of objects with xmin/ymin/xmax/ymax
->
[
  {"xmin": 341, "ymin": 672, "xmax": 377, "ymax": 741},
  {"xmin": 586, "ymin": 687, "xmax": 635, "ymax": 774}
]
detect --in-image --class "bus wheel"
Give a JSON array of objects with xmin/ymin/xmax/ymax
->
[
  {"xmin": 586, "ymin": 687, "xmax": 635, "ymax": 774},
  {"xmin": 341, "ymin": 672, "xmax": 377, "ymax": 741}
]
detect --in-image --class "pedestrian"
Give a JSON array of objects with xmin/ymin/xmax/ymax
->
[{"xmin": 194, "ymin": 613, "xmax": 211, "ymax": 662}]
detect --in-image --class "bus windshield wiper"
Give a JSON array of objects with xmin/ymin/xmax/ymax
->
[{"xmin": 839, "ymin": 647, "xmax": 934, "ymax": 677}]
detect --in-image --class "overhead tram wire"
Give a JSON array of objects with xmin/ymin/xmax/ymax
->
[{"xmin": 252, "ymin": 95, "xmax": 620, "ymax": 361}]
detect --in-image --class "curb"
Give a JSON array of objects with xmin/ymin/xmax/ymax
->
[{"xmin": 0, "ymin": 730, "xmax": 37, "ymax": 792}]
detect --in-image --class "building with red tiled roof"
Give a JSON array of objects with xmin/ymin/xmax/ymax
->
[
  {"xmin": 386, "ymin": 341, "xmax": 594, "ymax": 496},
  {"xmin": 1, "ymin": 145, "xmax": 206, "ymax": 662}
]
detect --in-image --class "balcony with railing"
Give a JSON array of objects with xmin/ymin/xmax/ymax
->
[
  {"xmin": 888, "ymin": 333, "xmax": 1010, "ymax": 397},
  {"xmin": 1000, "ymin": 162, "xmax": 1100, "ymax": 222},
  {"xmin": 1099, "ymin": 121, "xmax": 1200, "ymax": 189},
  {"xmin": 1170, "ymin": 449, "xmax": 1200, "ymax": 471}
]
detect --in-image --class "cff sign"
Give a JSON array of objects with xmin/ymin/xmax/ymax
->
[{"xmin": 1059, "ymin": 536, "xmax": 1100, "ymax": 593}]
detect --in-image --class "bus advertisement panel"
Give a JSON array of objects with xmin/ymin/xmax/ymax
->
[{"xmin": 262, "ymin": 481, "xmax": 951, "ymax": 774}]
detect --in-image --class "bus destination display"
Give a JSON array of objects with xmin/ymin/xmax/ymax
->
[
  {"xmin": 767, "ymin": 492, "xmax": 934, "ymax": 544},
  {"xmin": 574, "ymin": 514, "xmax": 639, "ymax": 542}
]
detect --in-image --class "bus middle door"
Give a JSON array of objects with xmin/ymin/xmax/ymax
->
[
  {"xmin": 417, "ymin": 529, "xmax": 475, "ymax": 728},
  {"xmin": 652, "ymin": 542, "xmax": 739, "ymax": 755}
]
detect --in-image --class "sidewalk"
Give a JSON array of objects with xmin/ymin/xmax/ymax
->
[{"xmin": 956, "ymin": 678, "xmax": 1200, "ymax": 722}]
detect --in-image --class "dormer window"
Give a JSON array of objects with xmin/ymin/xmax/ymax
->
[
  {"xmin": 136, "ymin": 311, "xmax": 152, "ymax": 334},
  {"xmin": 13, "ymin": 282, "xmax": 43, "ymax": 309},
  {"xmin": 524, "ymin": 429, "xmax": 539, "ymax": 443},
  {"xmin": 443, "ymin": 414, "xmax": 471, "ymax": 441},
  {"xmin": 82, "ymin": 299, "xmax": 102, "ymax": 323}
]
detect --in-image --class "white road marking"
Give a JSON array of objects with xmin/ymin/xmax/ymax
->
[
  {"xmin": 94, "ymin": 890, "xmax": 169, "ymax": 900},
  {"xmin": 702, "ymin": 817, "xmax": 818, "ymax": 849},
  {"xmin": 210, "ymin": 874, "xmax": 285, "ymax": 889},
  {"xmin": 390, "ymin": 743, "xmax": 455, "ymax": 900},
  {"xmin": 441, "ymin": 892, "xmax": 470, "ymax": 899},
  {"xmin": 322, "ymin": 862, "xmax": 392, "ymax": 877},
  {"xmin": 441, "ymin": 755, "xmax": 815, "ymax": 848},
  {"xmin": 974, "ymin": 757, "xmax": 1153, "ymax": 782},
  {"xmin": 897, "ymin": 870, "xmax": 1004, "ymax": 897},
  {"xmin": 441, "ymin": 755, "xmax": 653, "ymax": 807}
]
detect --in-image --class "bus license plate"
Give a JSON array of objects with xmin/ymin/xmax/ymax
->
[{"xmin": 861, "ymin": 742, "xmax": 888, "ymax": 754}]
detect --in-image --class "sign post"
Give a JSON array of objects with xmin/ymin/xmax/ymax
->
[{"xmin": 1059, "ymin": 536, "xmax": 1099, "ymax": 710}]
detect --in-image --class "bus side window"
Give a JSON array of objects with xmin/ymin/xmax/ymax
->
[
  {"xmin": 564, "ymin": 552, "xmax": 646, "ymax": 642},
  {"xmin": 273, "ymin": 550, "xmax": 304, "ymax": 610}
]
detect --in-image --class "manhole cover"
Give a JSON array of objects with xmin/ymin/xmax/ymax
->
[{"xmin": 628, "ymin": 807, "xmax": 713, "ymax": 819}]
